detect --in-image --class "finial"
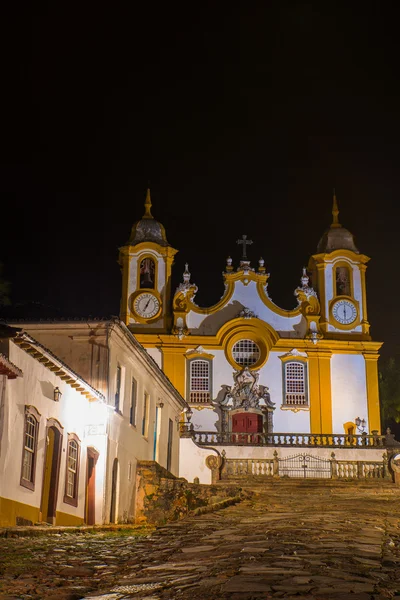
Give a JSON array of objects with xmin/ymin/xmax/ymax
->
[
  {"xmin": 331, "ymin": 189, "xmax": 341, "ymax": 228},
  {"xmin": 143, "ymin": 188, "xmax": 153, "ymax": 219},
  {"xmin": 300, "ymin": 267, "xmax": 309, "ymax": 288},
  {"xmin": 183, "ymin": 263, "xmax": 191, "ymax": 283}
]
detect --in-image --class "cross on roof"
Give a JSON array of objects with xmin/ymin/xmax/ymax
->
[{"xmin": 236, "ymin": 234, "xmax": 253, "ymax": 260}]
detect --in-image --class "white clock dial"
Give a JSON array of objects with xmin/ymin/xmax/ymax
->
[
  {"xmin": 332, "ymin": 299, "xmax": 357, "ymax": 325},
  {"xmin": 133, "ymin": 293, "xmax": 160, "ymax": 319}
]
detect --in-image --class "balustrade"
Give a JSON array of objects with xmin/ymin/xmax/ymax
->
[{"xmin": 181, "ymin": 427, "xmax": 391, "ymax": 448}]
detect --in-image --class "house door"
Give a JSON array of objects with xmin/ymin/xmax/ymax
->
[
  {"xmin": 232, "ymin": 413, "xmax": 263, "ymax": 442},
  {"xmin": 41, "ymin": 425, "xmax": 63, "ymax": 524},
  {"xmin": 85, "ymin": 448, "xmax": 99, "ymax": 525},
  {"xmin": 110, "ymin": 458, "xmax": 119, "ymax": 524}
]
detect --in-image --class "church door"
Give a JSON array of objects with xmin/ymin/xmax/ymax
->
[{"xmin": 232, "ymin": 413, "xmax": 263, "ymax": 442}]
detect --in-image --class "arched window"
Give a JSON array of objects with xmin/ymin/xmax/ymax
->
[
  {"xmin": 64, "ymin": 433, "xmax": 80, "ymax": 507},
  {"xmin": 139, "ymin": 257, "xmax": 155, "ymax": 289},
  {"xmin": 335, "ymin": 265, "xmax": 351, "ymax": 297},
  {"xmin": 283, "ymin": 361, "xmax": 308, "ymax": 407},
  {"xmin": 20, "ymin": 410, "xmax": 39, "ymax": 490},
  {"xmin": 189, "ymin": 359, "xmax": 211, "ymax": 403}
]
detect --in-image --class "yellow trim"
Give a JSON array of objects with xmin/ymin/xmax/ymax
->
[
  {"xmin": 162, "ymin": 347, "xmax": 187, "ymax": 398},
  {"xmin": 175, "ymin": 269, "xmax": 301, "ymax": 319},
  {"xmin": 130, "ymin": 289, "xmax": 163, "ymax": 324},
  {"xmin": 343, "ymin": 421, "xmax": 356, "ymax": 435},
  {"xmin": 136, "ymin": 253, "xmax": 158, "ymax": 293},
  {"xmin": 359, "ymin": 264, "xmax": 370, "ymax": 334},
  {"xmin": 225, "ymin": 331, "xmax": 269, "ymax": 370},
  {"xmin": 279, "ymin": 352, "xmax": 308, "ymax": 364},
  {"xmin": 55, "ymin": 510, "xmax": 84, "ymax": 526},
  {"xmin": 0, "ymin": 497, "xmax": 40, "ymax": 527},
  {"xmin": 328, "ymin": 295, "xmax": 360, "ymax": 331},
  {"xmin": 364, "ymin": 353, "xmax": 381, "ymax": 433},
  {"xmin": 185, "ymin": 350, "xmax": 215, "ymax": 361},
  {"xmin": 307, "ymin": 350, "xmax": 332, "ymax": 433},
  {"xmin": 333, "ymin": 261, "xmax": 353, "ymax": 297},
  {"xmin": 312, "ymin": 249, "xmax": 370, "ymax": 264}
]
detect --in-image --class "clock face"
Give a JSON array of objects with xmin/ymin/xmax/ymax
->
[
  {"xmin": 133, "ymin": 293, "xmax": 161, "ymax": 319},
  {"xmin": 332, "ymin": 299, "xmax": 357, "ymax": 325}
]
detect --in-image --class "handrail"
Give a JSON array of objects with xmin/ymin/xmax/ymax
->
[{"xmin": 179, "ymin": 425, "xmax": 398, "ymax": 448}]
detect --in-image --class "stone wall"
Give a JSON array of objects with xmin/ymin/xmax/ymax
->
[{"xmin": 135, "ymin": 460, "xmax": 242, "ymax": 526}]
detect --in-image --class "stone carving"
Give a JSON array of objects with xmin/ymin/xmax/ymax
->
[
  {"xmin": 294, "ymin": 267, "xmax": 319, "ymax": 314},
  {"xmin": 173, "ymin": 263, "xmax": 198, "ymax": 311},
  {"xmin": 237, "ymin": 307, "xmax": 258, "ymax": 319},
  {"xmin": 218, "ymin": 368, "xmax": 275, "ymax": 411}
]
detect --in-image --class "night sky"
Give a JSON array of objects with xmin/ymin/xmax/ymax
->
[{"xmin": 2, "ymin": 5, "xmax": 400, "ymax": 359}]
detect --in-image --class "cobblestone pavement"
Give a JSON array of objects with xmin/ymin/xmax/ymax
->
[{"xmin": 1, "ymin": 481, "xmax": 400, "ymax": 600}]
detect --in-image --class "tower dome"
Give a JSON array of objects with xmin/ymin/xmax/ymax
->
[
  {"xmin": 317, "ymin": 192, "xmax": 359, "ymax": 254},
  {"xmin": 128, "ymin": 189, "xmax": 170, "ymax": 247}
]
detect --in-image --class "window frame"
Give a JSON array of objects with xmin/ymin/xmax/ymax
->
[
  {"xmin": 63, "ymin": 433, "xmax": 81, "ymax": 507},
  {"xmin": 187, "ymin": 358, "xmax": 212, "ymax": 404},
  {"xmin": 130, "ymin": 377, "xmax": 137, "ymax": 426},
  {"xmin": 115, "ymin": 365, "xmax": 122, "ymax": 413},
  {"xmin": 20, "ymin": 405, "xmax": 41, "ymax": 491},
  {"xmin": 282, "ymin": 360, "xmax": 309, "ymax": 408},
  {"xmin": 334, "ymin": 261, "xmax": 353, "ymax": 298},
  {"xmin": 142, "ymin": 391, "xmax": 149, "ymax": 437}
]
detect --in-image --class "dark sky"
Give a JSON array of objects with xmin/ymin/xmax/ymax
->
[{"xmin": 1, "ymin": 4, "xmax": 400, "ymax": 359}]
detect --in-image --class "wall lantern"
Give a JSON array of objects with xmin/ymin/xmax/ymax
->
[
  {"xmin": 186, "ymin": 407, "xmax": 193, "ymax": 423},
  {"xmin": 157, "ymin": 401, "xmax": 164, "ymax": 409},
  {"xmin": 54, "ymin": 386, "xmax": 62, "ymax": 402},
  {"xmin": 355, "ymin": 416, "xmax": 366, "ymax": 433}
]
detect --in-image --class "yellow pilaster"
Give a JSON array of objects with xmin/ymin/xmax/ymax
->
[
  {"xmin": 364, "ymin": 353, "xmax": 381, "ymax": 433},
  {"xmin": 359, "ymin": 264, "xmax": 370, "ymax": 334},
  {"xmin": 316, "ymin": 263, "xmax": 328, "ymax": 332},
  {"xmin": 162, "ymin": 348, "xmax": 186, "ymax": 398},
  {"xmin": 307, "ymin": 350, "xmax": 332, "ymax": 433}
]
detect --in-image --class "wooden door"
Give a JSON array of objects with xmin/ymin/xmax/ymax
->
[
  {"xmin": 41, "ymin": 426, "xmax": 62, "ymax": 524},
  {"xmin": 85, "ymin": 448, "xmax": 99, "ymax": 525},
  {"xmin": 232, "ymin": 413, "xmax": 263, "ymax": 442}
]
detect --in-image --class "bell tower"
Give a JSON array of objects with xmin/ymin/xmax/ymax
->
[
  {"xmin": 308, "ymin": 192, "xmax": 370, "ymax": 338},
  {"xmin": 119, "ymin": 189, "xmax": 178, "ymax": 332}
]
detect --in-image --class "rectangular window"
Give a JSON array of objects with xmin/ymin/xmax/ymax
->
[
  {"xmin": 64, "ymin": 434, "xmax": 80, "ymax": 507},
  {"xmin": 130, "ymin": 378, "xmax": 137, "ymax": 426},
  {"xmin": 167, "ymin": 418, "xmax": 173, "ymax": 472},
  {"xmin": 142, "ymin": 392, "xmax": 149, "ymax": 436},
  {"xmin": 284, "ymin": 362, "xmax": 308, "ymax": 406},
  {"xmin": 21, "ymin": 415, "xmax": 38, "ymax": 487},
  {"xmin": 115, "ymin": 365, "xmax": 121, "ymax": 412},
  {"xmin": 189, "ymin": 359, "xmax": 211, "ymax": 403}
]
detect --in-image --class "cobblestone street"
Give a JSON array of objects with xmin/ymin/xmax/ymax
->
[{"xmin": 1, "ymin": 480, "xmax": 400, "ymax": 600}]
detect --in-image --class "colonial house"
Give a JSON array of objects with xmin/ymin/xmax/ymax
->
[{"xmin": 0, "ymin": 320, "xmax": 187, "ymax": 526}]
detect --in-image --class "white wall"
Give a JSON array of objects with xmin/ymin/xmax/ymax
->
[{"xmin": 331, "ymin": 353, "xmax": 368, "ymax": 433}]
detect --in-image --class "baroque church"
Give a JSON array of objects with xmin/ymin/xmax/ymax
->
[{"xmin": 120, "ymin": 189, "xmax": 381, "ymax": 440}]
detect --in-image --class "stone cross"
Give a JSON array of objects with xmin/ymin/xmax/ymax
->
[{"xmin": 236, "ymin": 234, "xmax": 253, "ymax": 260}]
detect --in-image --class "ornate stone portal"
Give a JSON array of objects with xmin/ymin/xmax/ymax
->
[{"xmin": 215, "ymin": 367, "xmax": 276, "ymax": 433}]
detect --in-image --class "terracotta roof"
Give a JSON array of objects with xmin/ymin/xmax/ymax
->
[
  {"xmin": 13, "ymin": 334, "xmax": 105, "ymax": 402},
  {"xmin": 0, "ymin": 353, "xmax": 23, "ymax": 379}
]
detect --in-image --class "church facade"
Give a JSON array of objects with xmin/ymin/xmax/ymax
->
[{"xmin": 121, "ymin": 190, "xmax": 382, "ymax": 444}]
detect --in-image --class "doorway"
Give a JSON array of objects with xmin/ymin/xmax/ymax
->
[
  {"xmin": 85, "ymin": 447, "xmax": 99, "ymax": 525},
  {"xmin": 232, "ymin": 412, "xmax": 263, "ymax": 442},
  {"xmin": 109, "ymin": 458, "xmax": 119, "ymax": 524},
  {"xmin": 41, "ymin": 422, "xmax": 63, "ymax": 524}
]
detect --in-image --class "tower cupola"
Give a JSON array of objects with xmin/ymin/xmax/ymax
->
[
  {"xmin": 317, "ymin": 192, "xmax": 359, "ymax": 254},
  {"xmin": 128, "ymin": 189, "xmax": 170, "ymax": 247}
]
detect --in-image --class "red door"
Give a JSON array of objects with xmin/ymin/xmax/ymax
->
[{"xmin": 232, "ymin": 413, "xmax": 263, "ymax": 442}]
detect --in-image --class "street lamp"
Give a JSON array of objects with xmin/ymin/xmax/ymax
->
[
  {"xmin": 53, "ymin": 386, "xmax": 62, "ymax": 402},
  {"xmin": 186, "ymin": 407, "xmax": 193, "ymax": 423},
  {"xmin": 355, "ymin": 416, "xmax": 366, "ymax": 433}
]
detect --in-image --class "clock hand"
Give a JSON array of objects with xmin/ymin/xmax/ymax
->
[{"xmin": 144, "ymin": 298, "xmax": 151, "ymax": 311}]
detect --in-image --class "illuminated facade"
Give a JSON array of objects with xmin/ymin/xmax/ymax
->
[
  {"xmin": 123, "ymin": 191, "xmax": 381, "ymax": 451},
  {"xmin": 1, "ymin": 320, "xmax": 187, "ymax": 526}
]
